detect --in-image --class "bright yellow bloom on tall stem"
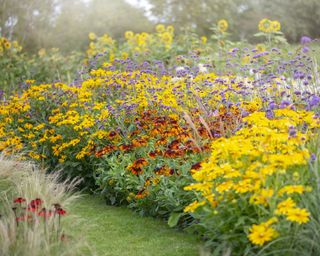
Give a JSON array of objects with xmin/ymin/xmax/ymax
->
[
  {"xmin": 88, "ymin": 32, "xmax": 96, "ymax": 40},
  {"xmin": 217, "ymin": 19, "xmax": 228, "ymax": 33}
]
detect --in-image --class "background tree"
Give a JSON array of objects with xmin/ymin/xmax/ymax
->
[
  {"xmin": 0, "ymin": 0, "xmax": 59, "ymax": 50},
  {"xmin": 50, "ymin": 0, "xmax": 152, "ymax": 51}
]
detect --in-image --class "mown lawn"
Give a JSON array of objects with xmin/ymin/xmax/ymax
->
[{"xmin": 72, "ymin": 195, "xmax": 204, "ymax": 256}]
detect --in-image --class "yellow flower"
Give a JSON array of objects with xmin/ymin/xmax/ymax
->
[
  {"xmin": 271, "ymin": 20, "xmax": 281, "ymax": 32},
  {"xmin": 125, "ymin": 31, "xmax": 134, "ymax": 40},
  {"xmin": 248, "ymin": 223, "xmax": 278, "ymax": 246},
  {"xmin": 184, "ymin": 200, "xmax": 206, "ymax": 213},
  {"xmin": 156, "ymin": 24, "xmax": 165, "ymax": 33},
  {"xmin": 275, "ymin": 197, "xmax": 296, "ymax": 215},
  {"xmin": 286, "ymin": 208, "xmax": 310, "ymax": 224},
  {"xmin": 121, "ymin": 51, "xmax": 129, "ymax": 60},
  {"xmin": 217, "ymin": 19, "xmax": 228, "ymax": 33},
  {"xmin": 89, "ymin": 42, "xmax": 96, "ymax": 50},
  {"xmin": 278, "ymin": 185, "xmax": 306, "ymax": 196},
  {"xmin": 88, "ymin": 32, "xmax": 96, "ymax": 40},
  {"xmin": 166, "ymin": 25, "xmax": 174, "ymax": 34},
  {"xmin": 249, "ymin": 189, "xmax": 274, "ymax": 206},
  {"xmin": 201, "ymin": 36, "xmax": 207, "ymax": 44},
  {"xmin": 258, "ymin": 18, "xmax": 271, "ymax": 33},
  {"xmin": 4, "ymin": 41, "xmax": 11, "ymax": 49},
  {"xmin": 12, "ymin": 40, "xmax": 19, "ymax": 49},
  {"xmin": 256, "ymin": 44, "xmax": 266, "ymax": 53},
  {"xmin": 38, "ymin": 48, "xmax": 46, "ymax": 57}
]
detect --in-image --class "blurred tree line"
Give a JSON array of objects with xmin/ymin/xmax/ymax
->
[
  {"xmin": 148, "ymin": 0, "xmax": 320, "ymax": 42},
  {"xmin": 0, "ymin": 0, "xmax": 319, "ymax": 53},
  {"xmin": 0, "ymin": 0, "xmax": 152, "ymax": 52}
]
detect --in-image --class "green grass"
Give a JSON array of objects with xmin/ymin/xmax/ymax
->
[{"xmin": 72, "ymin": 195, "xmax": 204, "ymax": 256}]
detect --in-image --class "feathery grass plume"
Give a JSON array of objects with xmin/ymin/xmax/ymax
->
[
  {"xmin": 0, "ymin": 155, "xmax": 94, "ymax": 256},
  {"xmin": 183, "ymin": 111, "xmax": 201, "ymax": 142},
  {"xmin": 198, "ymin": 115, "xmax": 213, "ymax": 139}
]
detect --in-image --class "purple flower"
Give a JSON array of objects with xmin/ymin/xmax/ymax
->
[
  {"xmin": 302, "ymin": 46, "xmax": 309, "ymax": 53},
  {"xmin": 268, "ymin": 101, "xmax": 277, "ymax": 110},
  {"xmin": 265, "ymin": 109, "xmax": 275, "ymax": 119},
  {"xmin": 280, "ymin": 100, "xmax": 290, "ymax": 109},
  {"xmin": 241, "ymin": 110, "xmax": 249, "ymax": 117},
  {"xmin": 288, "ymin": 126, "xmax": 297, "ymax": 138},
  {"xmin": 300, "ymin": 36, "xmax": 312, "ymax": 45},
  {"xmin": 309, "ymin": 95, "xmax": 320, "ymax": 108}
]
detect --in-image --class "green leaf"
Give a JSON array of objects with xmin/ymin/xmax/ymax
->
[
  {"xmin": 253, "ymin": 32, "xmax": 265, "ymax": 37},
  {"xmin": 168, "ymin": 212, "xmax": 182, "ymax": 227}
]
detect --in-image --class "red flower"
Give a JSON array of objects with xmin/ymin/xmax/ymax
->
[
  {"xmin": 14, "ymin": 197, "xmax": 26, "ymax": 203},
  {"xmin": 38, "ymin": 208, "xmax": 53, "ymax": 218},
  {"xmin": 27, "ymin": 206, "xmax": 38, "ymax": 212},
  {"xmin": 27, "ymin": 198, "xmax": 43, "ymax": 212},
  {"xmin": 108, "ymin": 131, "xmax": 117, "ymax": 138},
  {"xmin": 16, "ymin": 214, "xmax": 33, "ymax": 222},
  {"xmin": 30, "ymin": 198, "xmax": 43, "ymax": 207},
  {"xmin": 56, "ymin": 208, "xmax": 66, "ymax": 215},
  {"xmin": 191, "ymin": 162, "xmax": 202, "ymax": 171}
]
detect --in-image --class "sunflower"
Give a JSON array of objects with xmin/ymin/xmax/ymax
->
[
  {"xmin": 4, "ymin": 41, "xmax": 11, "ymax": 49},
  {"xmin": 166, "ymin": 25, "xmax": 174, "ymax": 34},
  {"xmin": 258, "ymin": 18, "xmax": 273, "ymax": 33},
  {"xmin": 88, "ymin": 32, "xmax": 96, "ymax": 40},
  {"xmin": 156, "ymin": 24, "xmax": 165, "ymax": 33},
  {"xmin": 271, "ymin": 20, "xmax": 281, "ymax": 32},
  {"xmin": 124, "ymin": 31, "xmax": 134, "ymax": 40},
  {"xmin": 217, "ymin": 19, "xmax": 228, "ymax": 33}
]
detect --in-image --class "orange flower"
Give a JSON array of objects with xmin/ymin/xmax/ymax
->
[
  {"xmin": 135, "ymin": 189, "xmax": 149, "ymax": 199},
  {"xmin": 95, "ymin": 144, "xmax": 117, "ymax": 157},
  {"xmin": 132, "ymin": 158, "xmax": 148, "ymax": 168},
  {"xmin": 119, "ymin": 144, "xmax": 133, "ymax": 151}
]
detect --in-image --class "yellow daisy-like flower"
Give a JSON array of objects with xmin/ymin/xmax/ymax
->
[
  {"xmin": 166, "ymin": 25, "xmax": 174, "ymax": 34},
  {"xmin": 258, "ymin": 18, "xmax": 273, "ymax": 33},
  {"xmin": 161, "ymin": 32, "xmax": 173, "ymax": 44},
  {"xmin": 278, "ymin": 185, "xmax": 305, "ymax": 196},
  {"xmin": 88, "ymin": 32, "xmax": 96, "ymax": 41},
  {"xmin": 156, "ymin": 24, "xmax": 165, "ymax": 33},
  {"xmin": 286, "ymin": 208, "xmax": 310, "ymax": 224},
  {"xmin": 184, "ymin": 200, "xmax": 206, "ymax": 213},
  {"xmin": 4, "ymin": 41, "xmax": 11, "ymax": 49},
  {"xmin": 256, "ymin": 43, "xmax": 266, "ymax": 53},
  {"xmin": 124, "ymin": 31, "xmax": 134, "ymax": 40},
  {"xmin": 217, "ymin": 19, "xmax": 228, "ymax": 33},
  {"xmin": 271, "ymin": 20, "xmax": 281, "ymax": 32},
  {"xmin": 275, "ymin": 197, "xmax": 296, "ymax": 215},
  {"xmin": 248, "ymin": 223, "xmax": 278, "ymax": 246}
]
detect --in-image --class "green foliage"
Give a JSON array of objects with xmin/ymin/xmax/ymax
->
[{"xmin": 0, "ymin": 38, "xmax": 83, "ymax": 94}]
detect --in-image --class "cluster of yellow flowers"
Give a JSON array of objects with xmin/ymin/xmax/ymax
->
[
  {"xmin": 258, "ymin": 18, "xmax": 281, "ymax": 33},
  {"xmin": 124, "ymin": 24, "xmax": 174, "ymax": 54},
  {"xmin": 0, "ymin": 37, "xmax": 22, "ymax": 54},
  {"xmin": 87, "ymin": 32, "xmax": 116, "ymax": 60},
  {"xmin": 185, "ymin": 109, "xmax": 320, "ymax": 246},
  {"xmin": 86, "ymin": 24, "xmax": 175, "ymax": 60},
  {"xmin": 0, "ymin": 66, "xmax": 263, "ymax": 164}
]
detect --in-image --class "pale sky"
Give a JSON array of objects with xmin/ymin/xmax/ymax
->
[{"xmin": 81, "ymin": 0, "xmax": 154, "ymax": 19}]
